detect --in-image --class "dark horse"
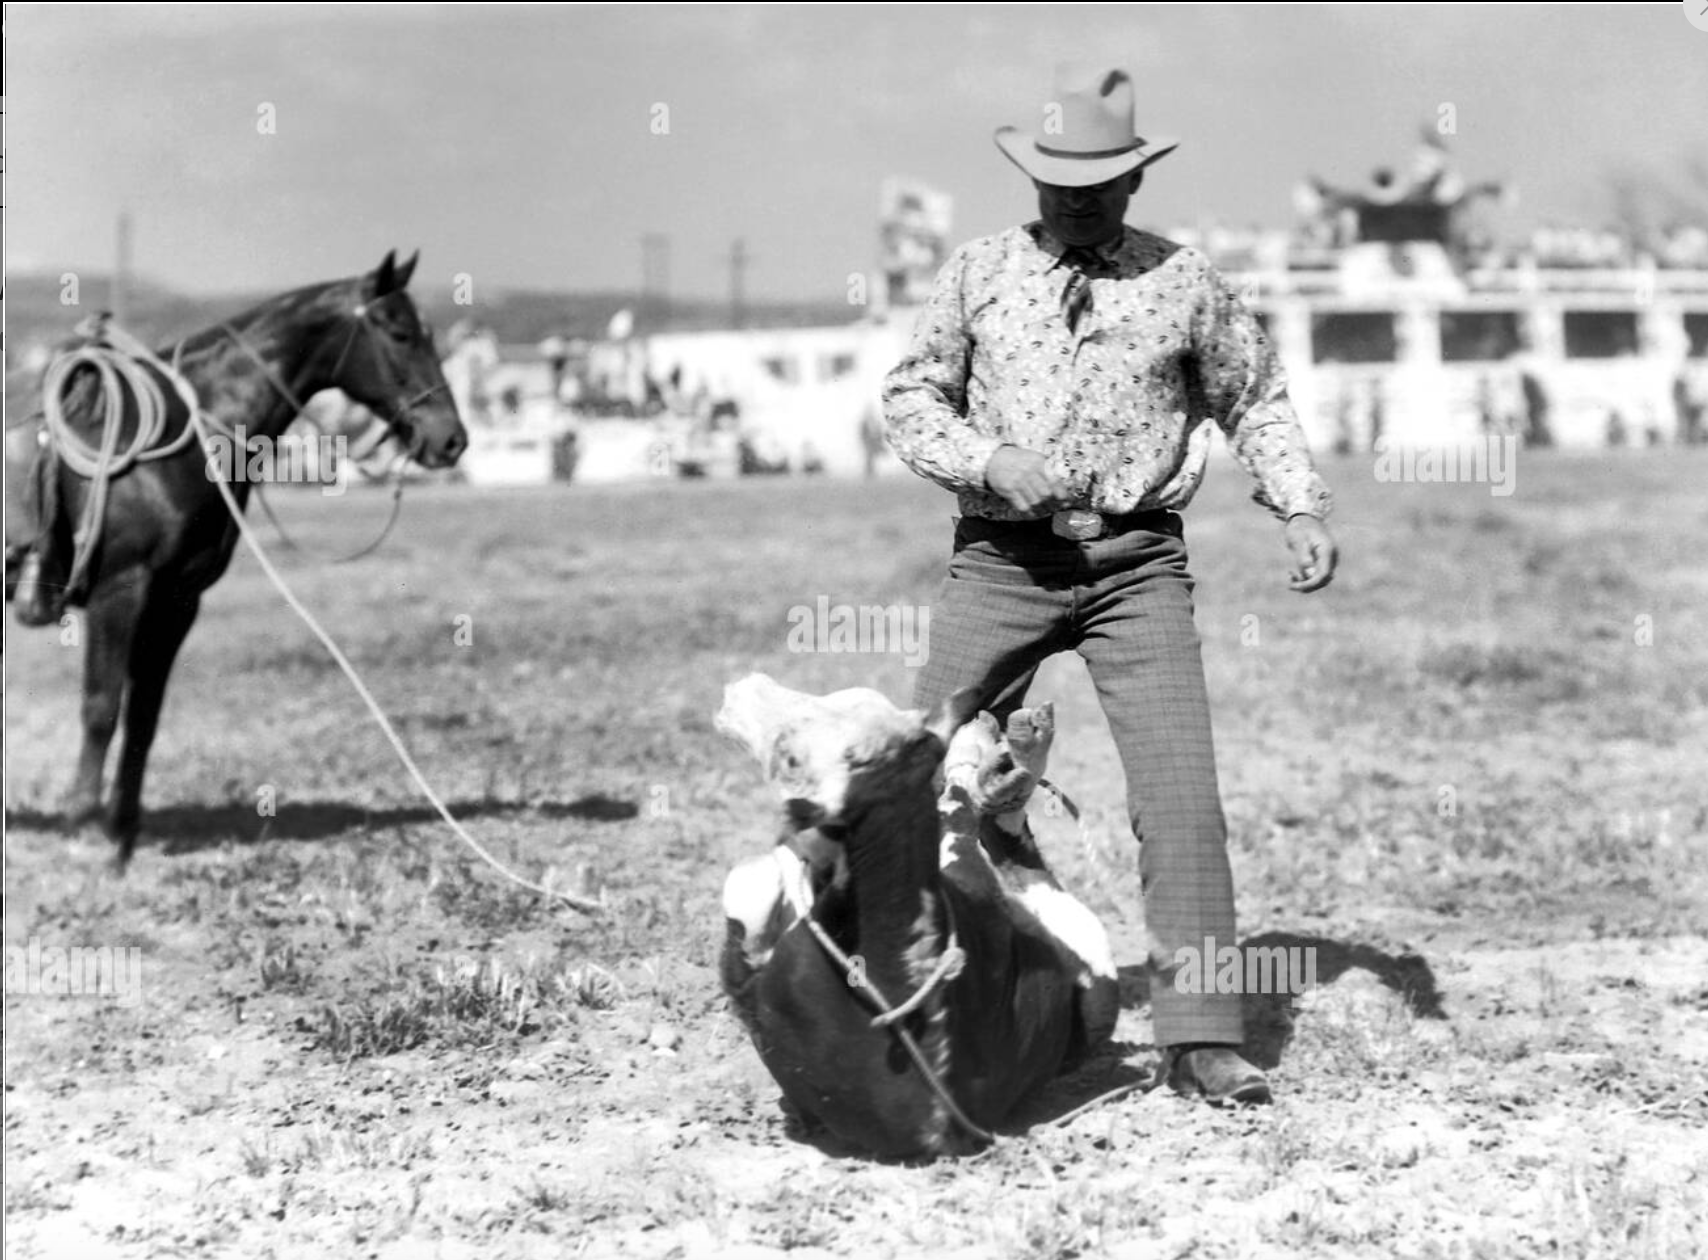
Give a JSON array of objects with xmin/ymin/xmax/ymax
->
[{"xmin": 5, "ymin": 250, "xmax": 467, "ymax": 866}]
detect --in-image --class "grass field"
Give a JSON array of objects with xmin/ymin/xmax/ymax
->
[{"xmin": 5, "ymin": 448, "xmax": 1707, "ymax": 1259}]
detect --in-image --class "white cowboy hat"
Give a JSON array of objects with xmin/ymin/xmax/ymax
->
[{"xmin": 994, "ymin": 63, "xmax": 1178, "ymax": 188}]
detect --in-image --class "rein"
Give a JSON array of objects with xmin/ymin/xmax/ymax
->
[
  {"xmin": 777, "ymin": 856, "xmax": 995, "ymax": 1147},
  {"xmin": 214, "ymin": 308, "xmax": 428, "ymax": 566}
]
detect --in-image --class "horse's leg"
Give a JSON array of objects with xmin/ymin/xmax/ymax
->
[
  {"xmin": 109, "ymin": 588, "xmax": 202, "ymax": 867},
  {"xmin": 64, "ymin": 569, "xmax": 151, "ymax": 830}
]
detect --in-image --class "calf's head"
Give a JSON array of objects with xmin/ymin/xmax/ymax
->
[{"xmin": 715, "ymin": 674, "xmax": 979, "ymax": 829}]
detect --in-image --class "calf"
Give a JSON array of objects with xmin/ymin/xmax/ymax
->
[{"xmin": 717, "ymin": 674, "xmax": 1117, "ymax": 1158}]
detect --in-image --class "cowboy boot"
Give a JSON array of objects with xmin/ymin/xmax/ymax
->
[
  {"xmin": 9, "ymin": 544, "xmax": 66, "ymax": 627},
  {"xmin": 3, "ymin": 540, "xmax": 25, "ymax": 601},
  {"xmin": 1165, "ymin": 1043, "xmax": 1272, "ymax": 1106},
  {"xmin": 5, "ymin": 437, "xmax": 68, "ymax": 627}
]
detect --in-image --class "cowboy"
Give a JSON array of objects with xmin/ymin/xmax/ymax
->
[{"xmin": 883, "ymin": 63, "xmax": 1339, "ymax": 1106}]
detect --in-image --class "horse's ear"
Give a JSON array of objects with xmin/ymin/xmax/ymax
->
[
  {"xmin": 372, "ymin": 249, "xmax": 400, "ymax": 295},
  {"xmin": 395, "ymin": 249, "xmax": 420, "ymax": 290}
]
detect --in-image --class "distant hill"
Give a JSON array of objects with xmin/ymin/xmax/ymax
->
[{"xmin": 3, "ymin": 271, "xmax": 860, "ymax": 361}]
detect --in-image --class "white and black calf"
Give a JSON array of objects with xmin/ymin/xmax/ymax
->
[{"xmin": 716, "ymin": 674, "xmax": 1117, "ymax": 1158}]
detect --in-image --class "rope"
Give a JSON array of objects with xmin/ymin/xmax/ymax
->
[
  {"xmin": 213, "ymin": 320, "xmax": 410, "ymax": 565},
  {"xmin": 248, "ymin": 449, "xmax": 409, "ymax": 565},
  {"xmin": 39, "ymin": 318, "xmax": 602, "ymax": 915},
  {"xmin": 772, "ymin": 772, "xmax": 1134, "ymax": 1154},
  {"xmin": 780, "ymin": 866, "xmax": 995, "ymax": 1146},
  {"xmin": 184, "ymin": 360, "xmax": 604, "ymax": 915},
  {"xmin": 871, "ymin": 941, "xmax": 965, "ymax": 1027},
  {"xmin": 194, "ymin": 425, "xmax": 603, "ymax": 912},
  {"xmin": 39, "ymin": 317, "xmax": 207, "ymax": 598}
]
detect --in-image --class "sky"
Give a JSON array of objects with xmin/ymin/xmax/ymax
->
[{"xmin": 7, "ymin": 3, "xmax": 1705, "ymax": 303}]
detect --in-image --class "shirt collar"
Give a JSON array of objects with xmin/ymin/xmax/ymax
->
[{"xmin": 1028, "ymin": 221, "xmax": 1128, "ymax": 268}]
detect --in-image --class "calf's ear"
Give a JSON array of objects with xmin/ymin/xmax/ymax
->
[
  {"xmin": 923, "ymin": 685, "xmax": 982, "ymax": 746},
  {"xmin": 715, "ymin": 673, "xmax": 793, "ymax": 766}
]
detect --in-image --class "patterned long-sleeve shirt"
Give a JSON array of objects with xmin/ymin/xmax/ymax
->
[{"xmin": 882, "ymin": 222, "xmax": 1333, "ymax": 523}]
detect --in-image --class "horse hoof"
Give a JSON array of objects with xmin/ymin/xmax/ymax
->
[{"xmin": 105, "ymin": 813, "xmax": 141, "ymax": 863}]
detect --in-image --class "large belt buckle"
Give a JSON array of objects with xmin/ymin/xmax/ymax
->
[{"xmin": 1051, "ymin": 509, "xmax": 1105, "ymax": 541}]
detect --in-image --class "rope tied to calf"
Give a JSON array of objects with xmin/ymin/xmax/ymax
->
[{"xmin": 779, "ymin": 866, "xmax": 995, "ymax": 1146}]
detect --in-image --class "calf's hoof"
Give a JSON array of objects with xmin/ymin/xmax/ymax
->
[
  {"xmin": 1003, "ymin": 704, "xmax": 1054, "ymax": 775},
  {"xmin": 967, "ymin": 704, "xmax": 1057, "ymax": 814}
]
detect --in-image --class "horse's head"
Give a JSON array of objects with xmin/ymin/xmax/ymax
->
[{"xmin": 329, "ymin": 250, "xmax": 467, "ymax": 469}]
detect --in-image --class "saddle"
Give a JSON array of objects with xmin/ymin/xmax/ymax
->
[{"xmin": 6, "ymin": 316, "xmax": 137, "ymax": 625}]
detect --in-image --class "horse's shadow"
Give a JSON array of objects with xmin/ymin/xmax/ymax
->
[{"xmin": 4, "ymin": 792, "xmax": 640, "ymax": 856}]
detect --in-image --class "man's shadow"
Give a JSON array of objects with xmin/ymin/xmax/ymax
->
[
  {"xmin": 1117, "ymin": 931, "xmax": 1447, "ymax": 1071},
  {"xmin": 779, "ymin": 931, "xmax": 1446, "ymax": 1160}
]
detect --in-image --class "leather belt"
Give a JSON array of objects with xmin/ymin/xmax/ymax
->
[{"xmin": 959, "ymin": 508, "xmax": 1180, "ymax": 542}]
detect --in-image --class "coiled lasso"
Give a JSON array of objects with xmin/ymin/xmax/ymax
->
[{"xmin": 37, "ymin": 317, "xmax": 205, "ymax": 597}]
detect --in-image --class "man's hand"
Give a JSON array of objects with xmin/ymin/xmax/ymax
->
[
  {"xmin": 1284, "ymin": 514, "xmax": 1338, "ymax": 592},
  {"xmin": 985, "ymin": 445, "xmax": 1069, "ymax": 514}
]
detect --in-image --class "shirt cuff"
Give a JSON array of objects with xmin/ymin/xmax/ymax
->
[
  {"xmin": 1271, "ymin": 481, "xmax": 1334, "ymax": 522},
  {"xmin": 964, "ymin": 435, "xmax": 1009, "ymax": 494}
]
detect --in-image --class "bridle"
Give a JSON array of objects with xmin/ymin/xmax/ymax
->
[
  {"xmin": 221, "ymin": 286, "xmax": 450, "ymax": 469},
  {"xmin": 205, "ymin": 286, "xmax": 457, "ymax": 562},
  {"xmin": 325, "ymin": 288, "xmax": 456, "ymax": 464}
]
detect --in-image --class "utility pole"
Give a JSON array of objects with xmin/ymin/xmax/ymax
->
[
  {"xmin": 641, "ymin": 233, "xmax": 671, "ymax": 327},
  {"xmin": 728, "ymin": 238, "xmax": 748, "ymax": 330},
  {"xmin": 112, "ymin": 210, "xmax": 134, "ymax": 325}
]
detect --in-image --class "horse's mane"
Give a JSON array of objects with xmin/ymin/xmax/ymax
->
[{"xmin": 165, "ymin": 273, "xmax": 365, "ymax": 360}]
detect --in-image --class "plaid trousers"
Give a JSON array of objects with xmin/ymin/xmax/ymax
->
[{"xmin": 913, "ymin": 512, "xmax": 1243, "ymax": 1047}]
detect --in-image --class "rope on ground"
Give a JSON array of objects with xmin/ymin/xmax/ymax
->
[{"xmin": 188, "ymin": 406, "xmax": 605, "ymax": 916}]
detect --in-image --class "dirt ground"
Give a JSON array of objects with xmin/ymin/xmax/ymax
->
[{"xmin": 6, "ymin": 457, "xmax": 1707, "ymax": 1258}]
